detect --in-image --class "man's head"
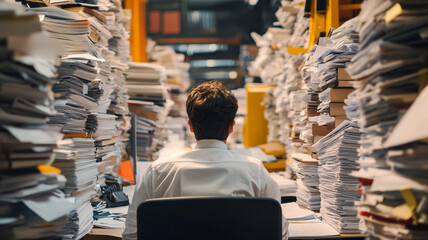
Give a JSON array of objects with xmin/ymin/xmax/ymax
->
[{"xmin": 186, "ymin": 80, "xmax": 238, "ymax": 141}]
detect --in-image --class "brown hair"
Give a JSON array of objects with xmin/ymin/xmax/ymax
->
[{"xmin": 186, "ymin": 80, "xmax": 238, "ymax": 141}]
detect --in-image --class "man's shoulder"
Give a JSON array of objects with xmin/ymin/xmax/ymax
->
[
  {"xmin": 229, "ymin": 151, "xmax": 263, "ymax": 168},
  {"xmin": 152, "ymin": 148, "xmax": 265, "ymax": 168},
  {"xmin": 228, "ymin": 151, "xmax": 265, "ymax": 166},
  {"xmin": 152, "ymin": 150, "xmax": 192, "ymax": 167}
]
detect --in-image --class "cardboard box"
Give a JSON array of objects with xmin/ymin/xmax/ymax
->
[
  {"xmin": 312, "ymin": 123, "xmax": 334, "ymax": 136},
  {"xmin": 338, "ymin": 80, "xmax": 354, "ymax": 87},
  {"xmin": 331, "ymin": 88, "xmax": 353, "ymax": 102},
  {"xmin": 334, "ymin": 115, "xmax": 347, "ymax": 127},
  {"xmin": 329, "ymin": 102, "xmax": 346, "ymax": 116},
  {"xmin": 337, "ymin": 68, "xmax": 353, "ymax": 81},
  {"xmin": 313, "ymin": 135, "xmax": 324, "ymax": 144}
]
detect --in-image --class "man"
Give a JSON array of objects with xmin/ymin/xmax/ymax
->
[{"xmin": 123, "ymin": 80, "xmax": 288, "ymax": 239}]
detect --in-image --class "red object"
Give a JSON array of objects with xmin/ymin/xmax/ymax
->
[
  {"xmin": 163, "ymin": 11, "xmax": 181, "ymax": 34},
  {"xmin": 118, "ymin": 160, "xmax": 134, "ymax": 182},
  {"xmin": 358, "ymin": 177, "xmax": 373, "ymax": 186},
  {"xmin": 149, "ymin": 11, "xmax": 160, "ymax": 33}
]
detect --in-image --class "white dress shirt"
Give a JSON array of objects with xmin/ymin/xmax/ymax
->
[{"xmin": 122, "ymin": 139, "xmax": 288, "ymax": 240}]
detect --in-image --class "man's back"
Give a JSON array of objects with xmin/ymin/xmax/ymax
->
[
  {"xmin": 123, "ymin": 81, "xmax": 288, "ymax": 240},
  {"xmin": 123, "ymin": 140, "xmax": 283, "ymax": 240},
  {"xmin": 149, "ymin": 140, "xmax": 277, "ymax": 198}
]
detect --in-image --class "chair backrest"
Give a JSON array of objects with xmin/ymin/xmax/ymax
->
[{"xmin": 136, "ymin": 196, "xmax": 282, "ymax": 240}]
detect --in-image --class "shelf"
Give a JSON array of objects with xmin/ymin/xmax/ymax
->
[
  {"xmin": 153, "ymin": 37, "xmax": 242, "ymax": 45},
  {"xmin": 288, "ymin": 46, "xmax": 309, "ymax": 55},
  {"xmin": 339, "ymin": 4, "xmax": 362, "ymax": 11}
]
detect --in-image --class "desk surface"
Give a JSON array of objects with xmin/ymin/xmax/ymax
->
[
  {"xmin": 84, "ymin": 185, "xmax": 363, "ymax": 240},
  {"xmin": 289, "ymin": 233, "xmax": 366, "ymax": 240},
  {"xmin": 83, "ymin": 228, "xmax": 123, "ymax": 240},
  {"xmin": 84, "ymin": 228, "xmax": 365, "ymax": 240}
]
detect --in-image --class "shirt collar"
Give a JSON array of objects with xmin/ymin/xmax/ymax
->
[{"xmin": 194, "ymin": 139, "xmax": 228, "ymax": 150}]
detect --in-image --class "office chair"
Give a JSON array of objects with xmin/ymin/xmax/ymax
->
[{"xmin": 136, "ymin": 196, "xmax": 282, "ymax": 240}]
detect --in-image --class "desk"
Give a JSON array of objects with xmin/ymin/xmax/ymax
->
[
  {"xmin": 289, "ymin": 233, "xmax": 365, "ymax": 240},
  {"xmin": 84, "ymin": 228, "xmax": 366, "ymax": 240},
  {"xmin": 82, "ymin": 228, "xmax": 123, "ymax": 240},
  {"xmin": 83, "ymin": 185, "xmax": 363, "ymax": 240}
]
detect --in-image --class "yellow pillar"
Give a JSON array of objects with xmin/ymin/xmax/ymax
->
[
  {"xmin": 124, "ymin": 0, "xmax": 147, "ymax": 62},
  {"xmin": 308, "ymin": 0, "xmax": 326, "ymax": 49},
  {"xmin": 326, "ymin": 0, "xmax": 339, "ymax": 35},
  {"xmin": 243, "ymin": 85, "xmax": 272, "ymax": 148}
]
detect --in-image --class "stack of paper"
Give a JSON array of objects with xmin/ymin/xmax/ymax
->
[
  {"xmin": 53, "ymin": 138, "xmax": 97, "ymax": 239},
  {"xmin": 317, "ymin": 19, "xmax": 359, "ymax": 130},
  {"xmin": 344, "ymin": 1, "xmax": 428, "ymax": 238},
  {"xmin": 352, "ymin": 74, "xmax": 428, "ymax": 239},
  {"xmin": 53, "ymin": 139, "xmax": 98, "ymax": 199},
  {"xmin": 291, "ymin": 153, "xmax": 321, "ymax": 211},
  {"xmin": 281, "ymin": 202, "xmax": 340, "ymax": 238},
  {"xmin": 125, "ymin": 62, "xmax": 166, "ymax": 86},
  {"xmin": 270, "ymin": 172, "xmax": 297, "ymax": 196},
  {"xmin": 0, "ymin": 2, "xmax": 74, "ymax": 239},
  {"xmin": 249, "ymin": 0, "xmax": 306, "ymax": 80},
  {"xmin": 134, "ymin": 114, "xmax": 168, "ymax": 161},
  {"xmin": 27, "ymin": 2, "xmax": 133, "ymax": 238},
  {"xmin": 85, "ymin": 0, "xmax": 132, "ymax": 182},
  {"xmin": 288, "ymin": 1, "xmax": 309, "ymax": 48},
  {"xmin": 249, "ymin": 1, "xmax": 315, "ymax": 180},
  {"xmin": 0, "ymin": 172, "xmax": 75, "ymax": 240},
  {"xmin": 148, "ymin": 43, "xmax": 191, "ymax": 117},
  {"xmin": 125, "ymin": 62, "xmax": 169, "ymax": 105},
  {"xmin": 86, "ymin": 113, "xmax": 119, "ymax": 141},
  {"xmin": 314, "ymin": 121, "xmax": 361, "ymax": 233},
  {"xmin": 126, "ymin": 62, "xmax": 170, "ymax": 162},
  {"xmin": 317, "ymin": 19, "xmax": 359, "ymax": 91}
]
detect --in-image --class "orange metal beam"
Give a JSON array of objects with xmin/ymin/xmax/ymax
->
[
  {"xmin": 153, "ymin": 37, "xmax": 242, "ymax": 45},
  {"xmin": 124, "ymin": 0, "xmax": 147, "ymax": 62}
]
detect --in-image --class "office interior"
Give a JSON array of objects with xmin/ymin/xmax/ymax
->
[{"xmin": 1, "ymin": 0, "xmax": 428, "ymax": 239}]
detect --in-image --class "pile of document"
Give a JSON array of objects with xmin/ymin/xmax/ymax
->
[
  {"xmin": 314, "ymin": 121, "xmax": 361, "ymax": 233},
  {"xmin": 282, "ymin": 202, "xmax": 339, "ymax": 238},
  {"xmin": 134, "ymin": 114, "xmax": 165, "ymax": 161},
  {"xmin": 126, "ymin": 62, "xmax": 169, "ymax": 104},
  {"xmin": 249, "ymin": 0, "xmax": 306, "ymax": 81},
  {"xmin": 269, "ymin": 172, "xmax": 297, "ymax": 196},
  {"xmin": 148, "ymin": 43, "xmax": 191, "ymax": 93},
  {"xmin": 287, "ymin": 1, "xmax": 309, "ymax": 48},
  {"xmin": 249, "ymin": 4, "xmax": 320, "ymax": 213},
  {"xmin": 0, "ymin": 2, "xmax": 75, "ymax": 239},
  {"xmin": 53, "ymin": 138, "xmax": 97, "ymax": 239},
  {"xmin": 271, "ymin": 0, "xmax": 308, "ymax": 48},
  {"xmin": 150, "ymin": 44, "xmax": 191, "ymax": 117},
  {"xmin": 346, "ymin": 0, "xmax": 428, "ymax": 238},
  {"xmin": 300, "ymin": 18, "xmax": 359, "ymax": 148},
  {"xmin": 249, "ymin": 0, "xmax": 313, "ymax": 156},
  {"xmin": 291, "ymin": 153, "xmax": 321, "ymax": 211},
  {"xmin": 126, "ymin": 62, "xmax": 171, "ymax": 161},
  {"xmin": 26, "ymin": 1, "xmax": 133, "ymax": 238},
  {"xmin": 26, "ymin": 6, "xmax": 100, "ymax": 239}
]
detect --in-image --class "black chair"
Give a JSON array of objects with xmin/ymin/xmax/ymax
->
[{"xmin": 137, "ymin": 196, "xmax": 282, "ymax": 240}]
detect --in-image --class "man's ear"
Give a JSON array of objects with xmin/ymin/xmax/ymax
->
[
  {"xmin": 188, "ymin": 119, "xmax": 194, "ymax": 133},
  {"xmin": 228, "ymin": 120, "xmax": 235, "ymax": 134}
]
